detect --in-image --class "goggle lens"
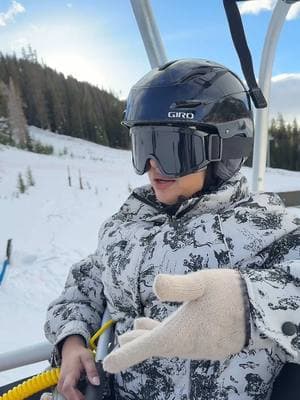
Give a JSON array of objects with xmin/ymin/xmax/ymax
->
[{"xmin": 130, "ymin": 126, "xmax": 207, "ymax": 177}]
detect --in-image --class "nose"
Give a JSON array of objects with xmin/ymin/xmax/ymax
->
[{"xmin": 149, "ymin": 159, "xmax": 159, "ymax": 170}]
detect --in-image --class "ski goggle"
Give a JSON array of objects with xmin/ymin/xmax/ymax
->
[{"xmin": 130, "ymin": 125, "xmax": 253, "ymax": 177}]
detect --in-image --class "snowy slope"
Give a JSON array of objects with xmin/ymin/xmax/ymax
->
[
  {"xmin": 0, "ymin": 126, "xmax": 299, "ymax": 385},
  {"xmin": 0, "ymin": 127, "xmax": 147, "ymax": 384}
]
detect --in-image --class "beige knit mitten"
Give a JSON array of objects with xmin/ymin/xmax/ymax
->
[{"xmin": 103, "ymin": 269, "xmax": 247, "ymax": 373}]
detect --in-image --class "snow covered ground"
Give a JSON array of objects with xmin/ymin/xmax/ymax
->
[{"xmin": 0, "ymin": 126, "xmax": 299, "ymax": 385}]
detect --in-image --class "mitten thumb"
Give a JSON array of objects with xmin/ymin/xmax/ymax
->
[
  {"xmin": 118, "ymin": 329, "xmax": 148, "ymax": 346},
  {"xmin": 153, "ymin": 272, "xmax": 207, "ymax": 302},
  {"xmin": 103, "ymin": 331, "xmax": 156, "ymax": 373}
]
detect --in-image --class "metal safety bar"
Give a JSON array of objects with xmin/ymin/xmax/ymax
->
[
  {"xmin": 95, "ymin": 313, "xmax": 114, "ymax": 362},
  {"xmin": 0, "ymin": 342, "xmax": 52, "ymax": 372},
  {"xmin": 0, "ymin": 309, "xmax": 113, "ymax": 374},
  {"xmin": 252, "ymin": 0, "xmax": 300, "ymax": 192},
  {"xmin": 130, "ymin": 0, "xmax": 167, "ymax": 68}
]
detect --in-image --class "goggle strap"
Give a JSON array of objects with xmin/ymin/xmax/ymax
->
[{"xmin": 208, "ymin": 135, "xmax": 253, "ymax": 161}]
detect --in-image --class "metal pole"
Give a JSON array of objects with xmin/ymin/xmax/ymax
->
[
  {"xmin": 252, "ymin": 0, "xmax": 297, "ymax": 192},
  {"xmin": 0, "ymin": 342, "xmax": 52, "ymax": 372},
  {"xmin": 95, "ymin": 308, "xmax": 113, "ymax": 361},
  {"xmin": 130, "ymin": 0, "xmax": 168, "ymax": 68}
]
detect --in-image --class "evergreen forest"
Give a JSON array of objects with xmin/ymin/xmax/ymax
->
[
  {"xmin": 268, "ymin": 115, "xmax": 300, "ymax": 171},
  {"xmin": 244, "ymin": 114, "xmax": 300, "ymax": 171},
  {"xmin": 0, "ymin": 48, "xmax": 129, "ymax": 150}
]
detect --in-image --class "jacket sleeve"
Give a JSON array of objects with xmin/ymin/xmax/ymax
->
[
  {"xmin": 44, "ymin": 227, "xmax": 107, "ymax": 354},
  {"xmin": 240, "ymin": 227, "xmax": 300, "ymax": 363}
]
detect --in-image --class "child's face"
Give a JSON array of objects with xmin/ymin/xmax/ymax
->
[{"xmin": 147, "ymin": 159, "xmax": 206, "ymax": 205}]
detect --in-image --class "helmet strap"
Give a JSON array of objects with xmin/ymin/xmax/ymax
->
[{"xmin": 223, "ymin": 0, "xmax": 267, "ymax": 108}]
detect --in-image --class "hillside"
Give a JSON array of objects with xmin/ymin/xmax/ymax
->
[
  {"xmin": 0, "ymin": 126, "xmax": 146, "ymax": 384},
  {"xmin": 0, "ymin": 52, "xmax": 129, "ymax": 149}
]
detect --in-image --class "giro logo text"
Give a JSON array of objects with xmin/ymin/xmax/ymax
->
[{"xmin": 168, "ymin": 112, "xmax": 195, "ymax": 119}]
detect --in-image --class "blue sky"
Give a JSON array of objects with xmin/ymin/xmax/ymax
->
[{"xmin": 0, "ymin": 0, "xmax": 300, "ymax": 120}]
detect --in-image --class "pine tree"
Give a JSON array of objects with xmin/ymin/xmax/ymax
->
[
  {"xmin": 291, "ymin": 119, "xmax": 299, "ymax": 171},
  {"xmin": 17, "ymin": 173, "xmax": 26, "ymax": 194},
  {"xmin": 26, "ymin": 166, "xmax": 35, "ymax": 186},
  {"xmin": 0, "ymin": 81, "xmax": 12, "ymax": 144},
  {"xmin": 7, "ymin": 77, "xmax": 29, "ymax": 147},
  {"xmin": 0, "ymin": 81, "xmax": 8, "ymax": 117}
]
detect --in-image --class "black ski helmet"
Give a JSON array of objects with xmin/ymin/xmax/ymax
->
[{"xmin": 123, "ymin": 59, "xmax": 254, "ymax": 185}]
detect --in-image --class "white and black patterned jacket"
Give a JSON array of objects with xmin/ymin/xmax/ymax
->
[{"xmin": 45, "ymin": 173, "xmax": 300, "ymax": 400}]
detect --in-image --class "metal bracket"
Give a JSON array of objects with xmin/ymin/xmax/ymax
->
[{"xmin": 252, "ymin": 0, "xmax": 295, "ymax": 191}]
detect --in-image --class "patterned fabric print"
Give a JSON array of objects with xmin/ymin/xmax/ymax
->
[
  {"xmin": 45, "ymin": 253, "xmax": 106, "ymax": 350},
  {"xmin": 242, "ymin": 254, "xmax": 300, "ymax": 365},
  {"xmin": 45, "ymin": 173, "xmax": 300, "ymax": 399}
]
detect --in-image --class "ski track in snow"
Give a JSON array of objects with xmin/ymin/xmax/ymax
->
[{"xmin": 0, "ymin": 126, "xmax": 299, "ymax": 385}]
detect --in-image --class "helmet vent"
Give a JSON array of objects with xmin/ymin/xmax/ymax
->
[
  {"xmin": 171, "ymin": 100, "xmax": 203, "ymax": 109},
  {"xmin": 180, "ymin": 67, "xmax": 214, "ymax": 83}
]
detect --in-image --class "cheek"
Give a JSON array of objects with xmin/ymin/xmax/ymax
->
[
  {"xmin": 180, "ymin": 175, "xmax": 205, "ymax": 195},
  {"xmin": 174, "ymin": 180, "xmax": 190, "ymax": 197}
]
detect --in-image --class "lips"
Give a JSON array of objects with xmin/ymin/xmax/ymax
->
[{"xmin": 152, "ymin": 176, "xmax": 176, "ymax": 190}]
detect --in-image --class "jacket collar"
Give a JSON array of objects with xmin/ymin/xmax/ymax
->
[{"xmin": 130, "ymin": 172, "xmax": 249, "ymax": 221}]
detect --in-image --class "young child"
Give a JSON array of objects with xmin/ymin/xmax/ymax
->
[{"xmin": 45, "ymin": 59, "xmax": 300, "ymax": 400}]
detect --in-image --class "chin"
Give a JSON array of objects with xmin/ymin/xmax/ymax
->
[{"xmin": 155, "ymin": 192, "xmax": 178, "ymax": 205}]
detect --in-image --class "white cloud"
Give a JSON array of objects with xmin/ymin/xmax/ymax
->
[
  {"xmin": 0, "ymin": 1, "xmax": 25, "ymax": 27},
  {"xmin": 238, "ymin": 0, "xmax": 300, "ymax": 20},
  {"xmin": 287, "ymin": 3, "xmax": 300, "ymax": 20},
  {"xmin": 270, "ymin": 73, "xmax": 300, "ymax": 121},
  {"xmin": 238, "ymin": 0, "xmax": 275, "ymax": 15}
]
